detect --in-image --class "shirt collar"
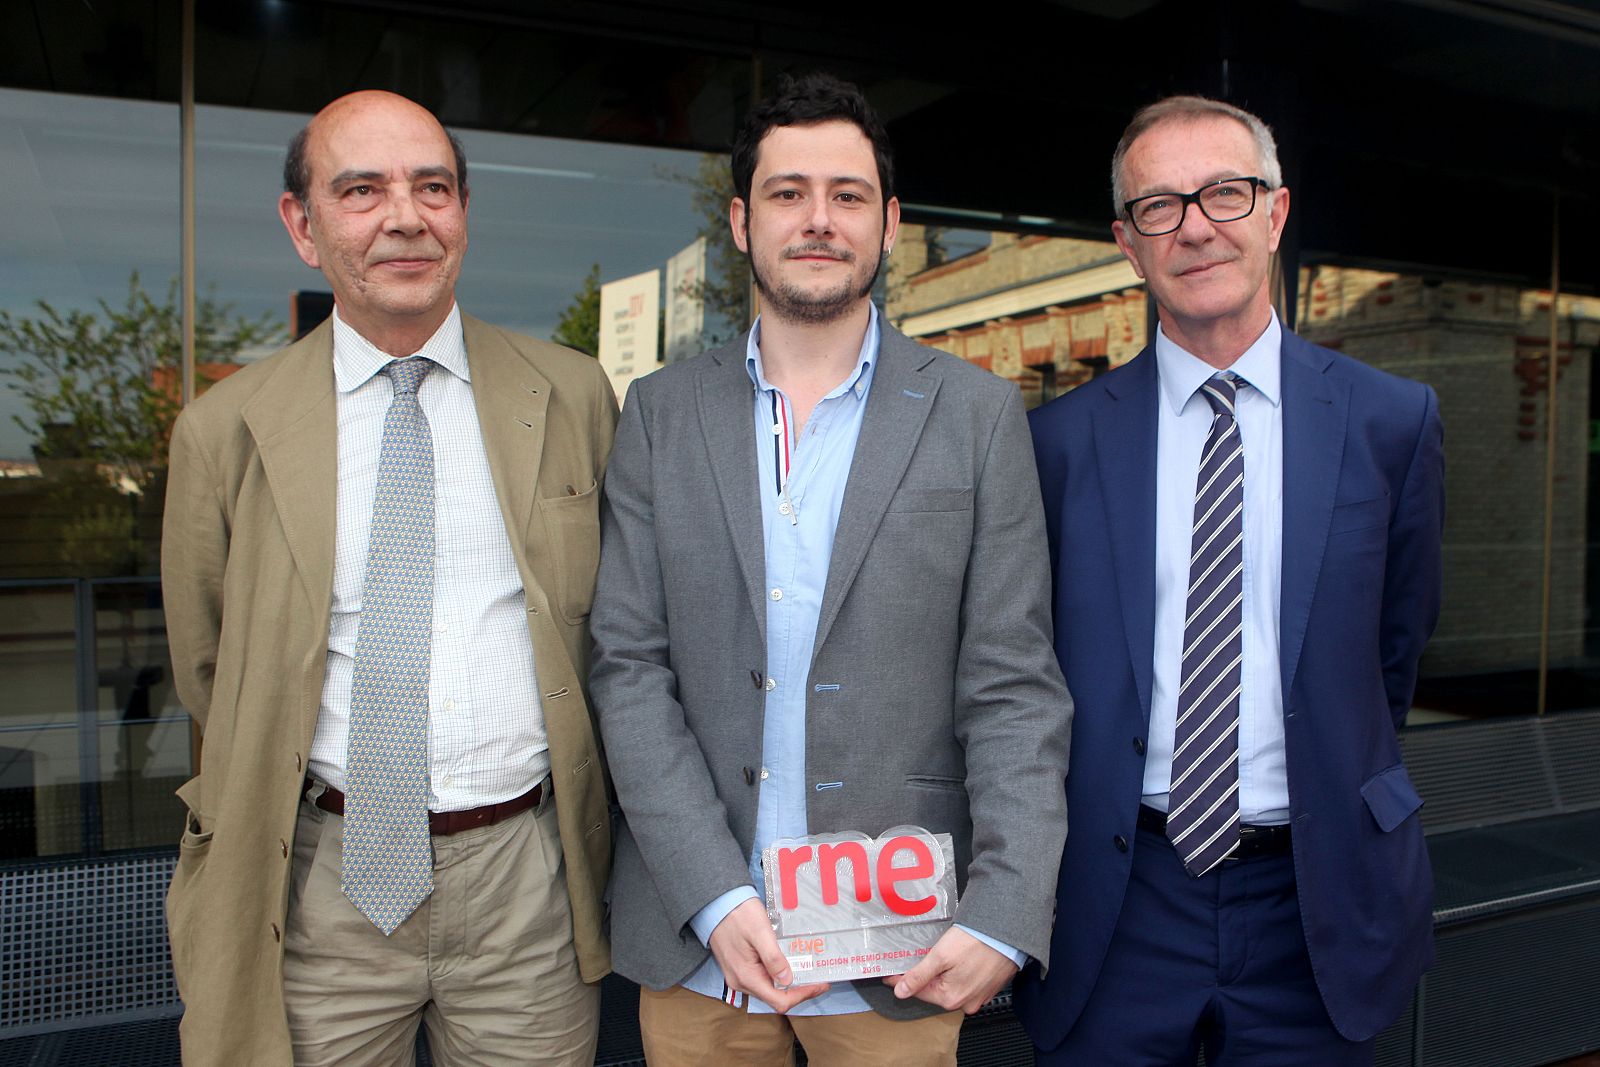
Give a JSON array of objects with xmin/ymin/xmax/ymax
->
[
  {"xmin": 332, "ymin": 303, "xmax": 469, "ymax": 394},
  {"xmin": 1154, "ymin": 310, "xmax": 1282, "ymax": 417},
  {"xmin": 744, "ymin": 303, "xmax": 880, "ymax": 402}
]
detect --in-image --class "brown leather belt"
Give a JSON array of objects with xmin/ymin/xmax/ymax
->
[
  {"xmin": 304, "ymin": 777, "xmax": 547, "ymax": 837},
  {"xmin": 1137, "ymin": 803, "xmax": 1291, "ymax": 860}
]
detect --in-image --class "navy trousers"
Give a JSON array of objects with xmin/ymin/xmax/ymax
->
[{"xmin": 1035, "ymin": 824, "xmax": 1374, "ymax": 1067}]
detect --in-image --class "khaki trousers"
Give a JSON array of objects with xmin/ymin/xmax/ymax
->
[
  {"xmin": 638, "ymin": 983, "xmax": 963, "ymax": 1067},
  {"xmin": 282, "ymin": 791, "xmax": 599, "ymax": 1067}
]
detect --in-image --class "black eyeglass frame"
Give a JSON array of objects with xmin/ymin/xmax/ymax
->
[{"xmin": 1121, "ymin": 176, "xmax": 1271, "ymax": 237}]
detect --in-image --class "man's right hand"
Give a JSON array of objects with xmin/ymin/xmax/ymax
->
[{"xmin": 707, "ymin": 898, "xmax": 829, "ymax": 1013}]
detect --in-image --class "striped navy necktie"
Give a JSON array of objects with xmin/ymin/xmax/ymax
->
[{"xmin": 1167, "ymin": 372, "xmax": 1245, "ymax": 878}]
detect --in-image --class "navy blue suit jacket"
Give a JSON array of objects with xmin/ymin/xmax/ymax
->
[{"xmin": 1014, "ymin": 329, "xmax": 1443, "ymax": 1046}]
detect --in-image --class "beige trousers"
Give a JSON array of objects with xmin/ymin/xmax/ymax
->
[
  {"xmin": 638, "ymin": 983, "xmax": 963, "ymax": 1067},
  {"xmin": 281, "ymin": 792, "xmax": 599, "ymax": 1067}
]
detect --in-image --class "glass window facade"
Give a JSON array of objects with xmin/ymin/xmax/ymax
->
[
  {"xmin": 0, "ymin": 84, "xmax": 722, "ymax": 866},
  {"xmin": 1, "ymin": 48, "xmax": 1593, "ymax": 884},
  {"xmin": 888, "ymin": 230, "xmax": 1600, "ymax": 722}
]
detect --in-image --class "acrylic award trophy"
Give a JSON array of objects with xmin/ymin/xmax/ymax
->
[{"xmin": 761, "ymin": 826, "xmax": 958, "ymax": 984}]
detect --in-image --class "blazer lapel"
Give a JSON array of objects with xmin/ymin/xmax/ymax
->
[
  {"xmin": 1279, "ymin": 332, "xmax": 1349, "ymax": 700},
  {"xmin": 812, "ymin": 326, "xmax": 940, "ymax": 655},
  {"xmin": 1094, "ymin": 348, "xmax": 1160, "ymax": 724},
  {"xmin": 463, "ymin": 314, "xmax": 550, "ymax": 561},
  {"xmin": 240, "ymin": 324, "xmax": 338, "ymax": 738},
  {"xmin": 698, "ymin": 337, "xmax": 769, "ymax": 643}
]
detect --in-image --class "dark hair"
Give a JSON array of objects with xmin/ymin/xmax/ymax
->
[
  {"xmin": 282, "ymin": 123, "xmax": 470, "ymax": 206},
  {"xmin": 730, "ymin": 73, "xmax": 895, "ymax": 206}
]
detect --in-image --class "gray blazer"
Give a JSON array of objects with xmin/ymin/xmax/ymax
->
[{"xmin": 589, "ymin": 320, "xmax": 1072, "ymax": 1019}]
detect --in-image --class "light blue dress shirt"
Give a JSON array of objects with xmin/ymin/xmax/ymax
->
[
  {"xmin": 682, "ymin": 306, "xmax": 1022, "ymax": 1015},
  {"xmin": 1144, "ymin": 313, "xmax": 1289, "ymax": 825}
]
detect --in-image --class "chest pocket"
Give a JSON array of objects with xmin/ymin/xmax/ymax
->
[
  {"xmin": 888, "ymin": 486, "xmax": 973, "ymax": 513},
  {"xmin": 537, "ymin": 478, "xmax": 601, "ymax": 621},
  {"xmin": 1328, "ymin": 492, "xmax": 1390, "ymax": 537}
]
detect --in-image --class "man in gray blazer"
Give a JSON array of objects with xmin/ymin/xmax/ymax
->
[{"xmin": 590, "ymin": 74, "xmax": 1071, "ymax": 1066}]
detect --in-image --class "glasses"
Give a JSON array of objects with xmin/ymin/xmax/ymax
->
[{"xmin": 1122, "ymin": 177, "xmax": 1269, "ymax": 237}]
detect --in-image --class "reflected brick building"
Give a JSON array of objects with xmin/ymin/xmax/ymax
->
[{"xmin": 886, "ymin": 227, "xmax": 1600, "ymax": 685}]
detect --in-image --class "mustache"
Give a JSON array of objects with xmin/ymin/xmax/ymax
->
[
  {"xmin": 782, "ymin": 242, "xmax": 855, "ymax": 263},
  {"xmin": 370, "ymin": 241, "xmax": 443, "ymax": 261}
]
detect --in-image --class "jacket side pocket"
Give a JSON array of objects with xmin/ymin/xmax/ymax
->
[{"xmin": 1360, "ymin": 763, "xmax": 1424, "ymax": 833}]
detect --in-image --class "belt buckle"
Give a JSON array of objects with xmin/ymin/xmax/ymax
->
[{"xmin": 1229, "ymin": 822, "xmax": 1288, "ymax": 861}]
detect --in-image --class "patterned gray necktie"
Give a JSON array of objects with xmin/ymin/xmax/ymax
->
[
  {"xmin": 342, "ymin": 356, "xmax": 436, "ymax": 933},
  {"xmin": 1167, "ymin": 373, "xmax": 1245, "ymax": 878}
]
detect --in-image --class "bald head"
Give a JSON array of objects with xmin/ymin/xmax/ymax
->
[
  {"xmin": 284, "ymin": 91, "xmax": 468, "ymax": 210},
  {"xmin": 276, "ymin": 89, "xmax": 471, "ymax": 357}
]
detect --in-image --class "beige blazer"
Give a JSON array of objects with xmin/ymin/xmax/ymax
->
[{"xmin": 161, "ymin": 314, "xmax": 616, "ymax": 1066}]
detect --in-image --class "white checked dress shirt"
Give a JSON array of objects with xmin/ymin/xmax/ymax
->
[
  {"xmin": 1145, "ymin": 313, "xmax": 1289, "ymax": 825},
  {"xmin": 308, "ymin": 304, "xmax": 549, "ymax": 812}
]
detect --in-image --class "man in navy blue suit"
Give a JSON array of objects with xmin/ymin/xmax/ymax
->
[{"xmin": 1015, "ymin": 96, "xmax": 1444, "ymax": 1066}]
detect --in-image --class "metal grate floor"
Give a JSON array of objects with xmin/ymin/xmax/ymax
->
[
  {"xmin": 0, "ymin": 1016, "xmax": 181, "ymax": 1067},
  {"xmin": 0, "ymin": 851, "xmax": 178, "ymax": 1030}
]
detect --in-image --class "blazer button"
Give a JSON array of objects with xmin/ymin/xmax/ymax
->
[
  {"xmin": 1132, "ymin": 737, "xmax": 1146, "ymax": 755},
  {"xmin": 743, "ymin": 766, "xmax": 755, "ymax": 785},
  {"xmin": 280, "ymin": 839, "xmax": 289, "ymax": 859},
  {"xmin": 1113, "ymin": 834, "xmax": 1129, "ymax": 853},
  {"xmin": 271, "ymin": 922, "xmax": 281, "ymax": 942},
  {"xmin": 751, "ymin": 670, "xmax": 763, "ymax": 689}
]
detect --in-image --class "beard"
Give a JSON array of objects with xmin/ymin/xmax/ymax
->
[{"xmin": 748, "ymin": 239, "xmax": 884, "ymax": 326}]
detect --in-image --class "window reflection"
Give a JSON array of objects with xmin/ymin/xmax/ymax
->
[
  {"xmin": 0, "ymin": 87, "xmax": 730, "ymax": 861},
  {"xmin": 2, "ymin": 95, "xmax": 1595, "ymax": 843},
  {"xmin": 95, "ymin": 580, "xmax": 185, "ymax": 852},
  {"xmin": 1300, "ymin": 266, "xmax": 1600, "ymax": 717},
  {"xmin": 0, "ymin": 584, "xmax": 75, "ymax": 858},
  {"xmin": 888, "ymin": 230, "xmax": 1600, "ymax": 722},
  {"xmin": 887, "ymin": 227, "xmax": 1142, "ymax": 409}
]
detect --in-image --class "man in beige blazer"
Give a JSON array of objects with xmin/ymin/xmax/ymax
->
[{"xmin": 161, "ymin": 90, "xmax": 614, "ymax": 1066}]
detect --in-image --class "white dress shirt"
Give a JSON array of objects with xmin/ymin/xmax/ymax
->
[
  {"xmin": 308, "ymin": 304, "xmax": 549, "ymax": 811},
  {"xmin": 1144, "ymin": 313, "xmax": 1289, "ymax": 825}
]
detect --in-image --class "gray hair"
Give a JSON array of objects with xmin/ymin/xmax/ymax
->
[{"xmin": 1109, "ymin": 95, "xmax": 1282, "ymax": 216}]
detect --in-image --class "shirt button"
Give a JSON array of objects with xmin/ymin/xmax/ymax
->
[
  {"xmin": 770, "ymin": 588, "xmax": 783, "ymax": 601},
  {"xmin": 443, "ymin": 698, "xmax": 456, "ymax": 713},
  {"xmin": 778, "ymin": 501, "xmax": 792, "ymax": 515},
  {"xmin": 442, "ymin": 774, "xmax": 454, "ymax": 788},
  {"xmin": 760, "ymin": 768, "xmax": 770, "ymax": 781},
  {"xmin": 765, "ymin": 677, "xmax": 777, "ymax": 691}
]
